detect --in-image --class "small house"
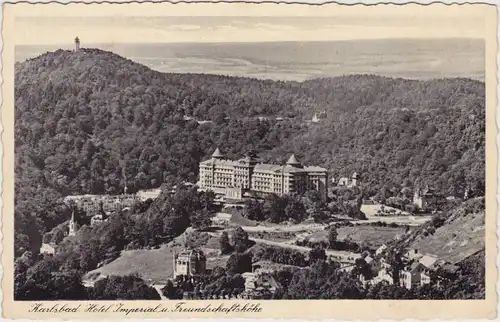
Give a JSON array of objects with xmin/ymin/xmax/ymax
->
[
  {"xmin": 241, "ymin": 271, "xmax": 282, "ymax": 299},
  {"xmin": 401, "ymin": 262, "xmax": 427, "ymax": 289},
  {"xmin": 338, "ymin": 177, "xmax": 350, "ymax": 186},
  {"xmin": 210, "ymin": 212, "xmax": 232, "ymax": 226},
  {"xmin": 173, "ymin": 249, "xmax": 207, "ymax": 278},
  {"xmin": 376, "ymin": 244, "xmax": 387, "ymax": 256},
  {"xmin": 413, "ymin": 186, "xmax": 445, "ymax": 210},
  {"xmin": 372, "ymin": 266, "xmax": 394, "ymax": 285},
  {"xmin": 40, "ymin": 243, "xmax": 56, "ymax": 255},
  {"xmin": 403, "ymin": 248, "xmax": 422, "ymax": 262},
  {"xmin": 242, "ymin": 272, "xmax": 258, "ymax": 292},
  {"xmin": 380, "ymin": 257, "xmax": 392, "ymax": 270},
  {"xmin": 337, "ymin": 173, "xmax": 359, "ymax": 187},
  {"xmin": 91, "ymin": 213, "xmax": 109, "ymax": 227},
  {"xmin": 420, "ymin": 270, "xmax": 432, "ymax": 286}
]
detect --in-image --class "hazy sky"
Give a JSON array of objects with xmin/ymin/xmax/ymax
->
[{"xmin": 14, "ymin": 5, "xmax": 487, "ymax": 45}]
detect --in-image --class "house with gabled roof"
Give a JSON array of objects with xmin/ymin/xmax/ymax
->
[{"xmin": 376, "ymin": 244, "xmax": 388, "ymax": 256}]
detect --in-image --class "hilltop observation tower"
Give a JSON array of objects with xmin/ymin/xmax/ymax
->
[{"xmin": 75, "ymin": 37, "xmax": 80, "ymax": 52}]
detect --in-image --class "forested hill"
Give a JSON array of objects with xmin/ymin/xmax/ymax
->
[{"xmin": 15, "ymin": 48, "xmax": 485, "ymax": 251}]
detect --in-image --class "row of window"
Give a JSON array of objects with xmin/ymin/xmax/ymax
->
[
  {"xmin": 203, "ymin": 182, "xmax": 320, "ymax": 192},
  {"xmin": 176, "ymin": 261, "xmax": 193, "ymax": 266},
  {"xmin": 201, "ymin": 175, "xmax": 325, "ymax": 192},
  {"xmin": 203, "ymin": 169, "xmax": 326, "ymax": 178}
]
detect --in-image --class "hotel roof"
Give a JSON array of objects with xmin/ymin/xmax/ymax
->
[
  {"xmin": 304, "ymin": 165, "xmax": 328, "ymax": 172},
  {"xmin": 200, "ymin": 158, "xmax": 239, "ymax": 167},
  {"xmin": 286, "ymin": 154, "xmax": 301, "ymax": 166},
  {"xmin": 254, "ymin": 164, "xmax": 283, "ymax": 172},
  {"xmin": 212, "ymin": 147, "xmax": 224, "ymax": 158},
  {"xmin": 254, "ymin": 164, "xmax": 310, "ymax": 174},
  {"xmin": 200, "ymin": 153, "xmax": 326, "ymax": 173}
]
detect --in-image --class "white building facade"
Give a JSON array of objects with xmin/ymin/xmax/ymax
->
[{"xmin": 199, "ymin": 148, "xmax": 328, "ymax": 201}]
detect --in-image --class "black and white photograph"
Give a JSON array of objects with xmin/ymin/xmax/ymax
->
[{"xmin": 7, "ymin": 2, "xmax": 493, "ymax": 308}]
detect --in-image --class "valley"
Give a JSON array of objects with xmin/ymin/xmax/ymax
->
[{"xmin": 13, "ymin": 46, "xmax": 486, "ymax": 301}]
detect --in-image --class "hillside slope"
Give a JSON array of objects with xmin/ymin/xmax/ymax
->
[
  {"xmin": 396, "ymin": 198, "xmax": 485, "ymax": 264},
  {"xmin": 14, "ymin": 48, "xmax": 485, "ymax": 254}
]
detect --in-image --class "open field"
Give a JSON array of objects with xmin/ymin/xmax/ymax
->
[
  {"xmin": 85, "ymin": 245, "xmax": 180, "ymax": 284},
  {"xmin": 85, "ymin": 241, "xmax": 227, "ymax": 285},
  {"xmin": 229, "ymin": 211, "xmax": 259, "ymax": 227},
  {"xmin": 308, "ymin": 226, "xmax": 407, "ymax": 248},
  {"xmin": 216, "ymin": 211, "xmax": 326, "ymax": 232},
  {"xmin": 338, "ymin": 226, "xmax": 406, "ymax": 246},
  {"xmin": 360, "ymin": 204, "xmax": 432, "ymax": 226}
]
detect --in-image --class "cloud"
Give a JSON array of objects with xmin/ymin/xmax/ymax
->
[
  {"xmin": 216, "ymin": 25, "xmax": 238, "ymax": 32},
  {"xmin": 14, "ymin": 12, "xmax": 486, "ymax": 46},
  {"xmin": 253, "ymin": 23, "xmax": 297, "ymax": 31},
  {"xmin": 167, "ymin": 24, "xmax": 202, "ymax": 31}
]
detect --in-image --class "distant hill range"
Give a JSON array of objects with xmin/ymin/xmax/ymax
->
[{"xmin": 15, "ymin": 48, "xmax": 485, "ymax": 201}]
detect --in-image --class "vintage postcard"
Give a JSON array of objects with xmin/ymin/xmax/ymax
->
[{"xmin": 1, "ymin": 1, "xmax": 498, "ymax": 320}]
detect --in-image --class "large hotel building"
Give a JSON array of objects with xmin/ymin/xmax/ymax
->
[{"xmin": 198, "ymin": 148, "xmax": 328, "ymax": 201}]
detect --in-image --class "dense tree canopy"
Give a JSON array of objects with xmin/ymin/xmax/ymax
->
[
  {"xmin": 15, "ymin": 53, "xmax": 484, "ymax": 211},
  {"xmin": 14, "ymin": 187, "xmax": 216, "ymax": 299},
  {"xmin": 15, "ymin": 49, "xmax": 484, "ymax": 252},
  {"xmin": 14, "ymin": 49, "xmax": 485, "ymax": 300},
  {"xmin": 88, "ymin": 274, "xmax": 160, "ymax": 300}
]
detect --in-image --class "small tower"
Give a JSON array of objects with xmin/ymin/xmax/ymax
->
[
  {"xmin": 74, "ymin": 37, "xmax": 80, "ymax": 52},
  {"xmin": 413, "ymin": 187, "xmax": 423, "ymax": 209},
  {"xmin": 351, "ymin": 172, "xmax": 358, "ymax": 187},
  {"xmin": 68, "ymin": 210, "xmax": 78, "ymax": 236},
  {"xmin": 121, "ymin": 162, "xmax": 128, "ymax": 194},
  {"xmin": 312, "ymin": 112, "xmax": 320, "ymax": 123},
  {"xmin": 286, "ymin": 154, "xmax": 302, "ymax": 168},
  {"xmin": 211, "ymin": 147, "xmax": 224, "ymax": 160}
]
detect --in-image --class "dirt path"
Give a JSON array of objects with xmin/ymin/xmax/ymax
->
[
  {"xmin": 240, "ymin": 223, "xmax": 325, "ymax": 233},
  {"xmin": 152, "ymin": 284, "xmax": 168, "ymax": 300}
]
